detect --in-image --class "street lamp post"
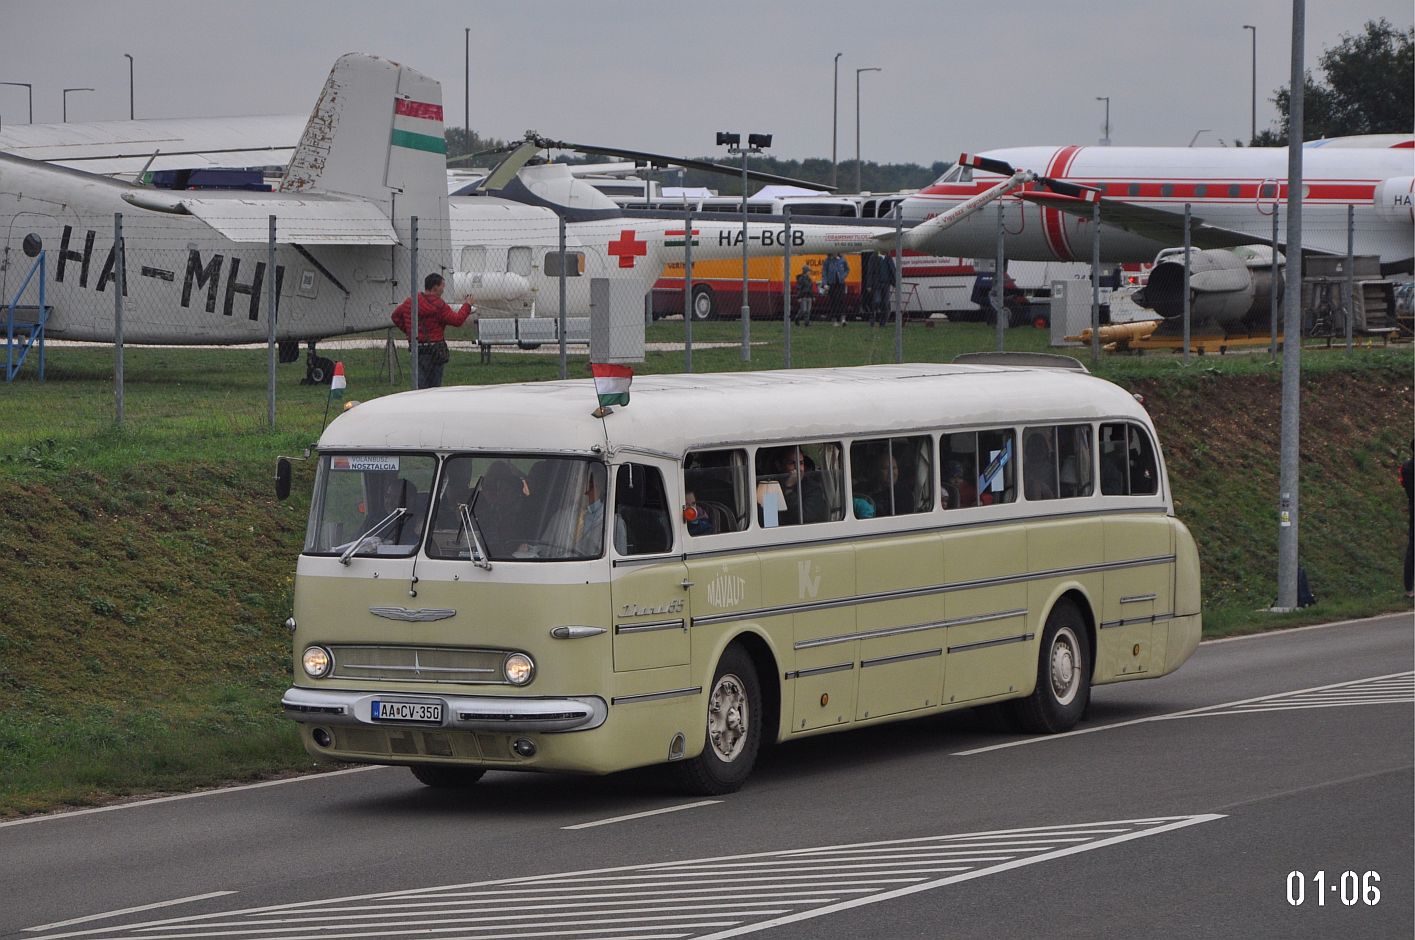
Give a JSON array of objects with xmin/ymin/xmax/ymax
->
[
  {"xmin": 62, "ymin": 87, "xmax": 94, "ymax": 123},
  {"xmin": 123, "ymin": 54, "xmax": 134, "ymax": 119},
  {"xmin": 0, "ymin": 82, "xmax": 32, "ymax": 124},
  {"xmin": 717, "ymin": 131, "xmax": 771, "ymax": 362},
  {"xmin": 1242, "ymin": 24, "xmax": 1257, "ymax": 143},
  {"xmin": 464, "ymin": 28, "xmax": 470, "ymax": 143},
  {"xmin": 1096, "ymin": 96, "xmax": 1110, "ymax": 145},
  {"xmin": 1188, "ymin": 129, "xmax": 1211, "ymax": 147},
  {"xmin": 855, "ymin": 67, "xmax": 881, "ymax": 192},
  {"xmin": 831, "ymin": 52, "xmax": 842, "ymax": 189}
]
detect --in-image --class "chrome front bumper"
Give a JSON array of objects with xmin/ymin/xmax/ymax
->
[{"xmin": 281, "ymin": 687, "xmax": 608, "ymax": 733}]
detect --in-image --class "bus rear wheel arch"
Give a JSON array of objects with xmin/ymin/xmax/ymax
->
[
  {"xmin": 1012, "ymin": 596, "xmax": 1092, "ymax": 733},
  {"xmin": 671, "ymin": 643, "xmax": 763, "ymax": 795}
]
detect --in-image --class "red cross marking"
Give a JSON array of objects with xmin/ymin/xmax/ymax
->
[{"xmin": 607, "ymin": 229, "xmax": 648, "ymax": 268}]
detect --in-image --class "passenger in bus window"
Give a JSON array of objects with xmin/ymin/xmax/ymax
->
[
  {"xmin": 1023, "ymin": 430, "xmax": 1058, "ymax": 501},
  {"xmin": 871, "ymin": 450, "xmax": 914, "ymax": 516},
  {"xmin": 769, "ymin": 447, "xmax": 827, "ymax": 526},
  {"xmin": 943, "ymin": 460, "xmax": 975, "ymax": 509}
]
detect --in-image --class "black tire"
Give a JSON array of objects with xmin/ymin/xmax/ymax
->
[
  {"xmin": 1012, "ymin": 599, "xmax": 1091, "ymax": 733},
  {"xmin": 409, "ymin": 764, "xmax": 486, "ymax": 788},
  {"xmin": 671, "ymin": 645, "xmax": 762, "ymax": 795},
  {"xmin": 690, "ymin": 285, "xmax": 717, "ymax": 321}
]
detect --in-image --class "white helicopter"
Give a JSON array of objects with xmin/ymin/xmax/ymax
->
[{"xmin": 0, "ymin": 52, "xmax": 1018, "ymax": 382}]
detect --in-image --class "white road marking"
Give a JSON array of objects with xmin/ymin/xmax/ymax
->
[
  {"xmin": 0, "ymin": 766, "xmax": 382, "ymax": 829},
  {"xmin": 562, "ymin": 800, "xmax": 722, "ymax": 830},
  {"xmin": 27, "ymin": 816, "xmax": 1221, "ymax": 940},
  {"xmin": 25, "ymin": 895, "xmax": 236, "ymax": 933},
  {"xmin": 952, "ymin": 671, "xmax": 1415, "ymax": 756}
]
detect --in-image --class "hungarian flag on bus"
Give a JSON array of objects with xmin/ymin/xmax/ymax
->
[
  {"xmin": 591, "ymin": 362, "xmax": 632, "ymax": 408},
  {"xmin": 329, "ymin": 361, "xmax": 347, "ymax": 400}
]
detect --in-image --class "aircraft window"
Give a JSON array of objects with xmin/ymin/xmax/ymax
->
[
  {"xmin": 22, "ymin": 234, "xmax": 42, "ymax": 257},
  {"xmin": 754, "ymin": 442, "xmax": 844, "ymax": 528},
  {"xmin": 1160, "ymin": 184, "xmax": 1175, "ymax": 198},
  {"xmin": 1194, "ymin": 184, "xmax": 1208, "ymax": 198},
  {"xmin": 544, "ymin": 250, "xmax": 584, "ymax": 277},
  {"xmin": 460, "ymin": 246, "xmax": 487, "ymax": 270},
  {"xmin": 507, "ymin": 247, "xmax": 533, "ymax": 276},
  {"xmin": 1260, "ymin": 182, "xmax": 1277, "ymax": 199},
  {"xmin": 1229, "ymin": 184, "xmax": 1242, "ymax": 198},
  {"xmin": 1128, "ymin": 183, "xmax": 1141, "ymax": 197},
  {"xmin": 940, "ymin": 429, "xmax": 1016, "ymax": 508},
  {"xmin": 849, "ymin": 436, "xmax": 933, "ymax": 517},
  {"xmin": 683, "ymin": 448, "xmax": 750, "ymax": 535}
]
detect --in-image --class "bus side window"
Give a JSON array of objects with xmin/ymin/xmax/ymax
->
[
  {"xmin": 1127, "ymin": 424, "xmax": 1159, "ymax": 495},
  {"xmin": 1100, "ymin": 424, "xmax": 1129, "ymax": 495},
  {"xmin": 1056, "ymin": 424, "xmax": 1094, "ymax": 498},
  {"xmin": 1100, "ymin": 423, "xmax": 1159, "ymax": 496},
  {"xmin": 976, "ymin": 429, "xmax": 1017, "ymax": 505},
  {"xmin": 1023, "ymin": 427, "xmax": 1059, "ymax": 501},
  {"xmin": 683, "ymin": 449, "xmax": 750, "ymax": 535},
  {"xmin": 850, "ymin": 435, "xmax": 932, "ymax": 517},
  {"xmin": 754, "ymin": 442, "xmax": 843, "ymax": 527},
  {"xmin": 942, "ymin": 430, "xmax": 1015, "ymax": 507},
  {"xmin": 614, "ymin": 464, "xmax": 672, "ymax": 556}
]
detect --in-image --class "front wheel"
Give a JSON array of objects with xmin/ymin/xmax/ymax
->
[
  {"xmin": 1012, "ymin": 599, "xmax": 1091, "ymax": 733},
  {"xmin": 410, "ymin": 764, "xmax": 486, "ymax": 788},
  {"xmin": 670, "ymin": 645, "xmax": 762, "ymax": 795}
]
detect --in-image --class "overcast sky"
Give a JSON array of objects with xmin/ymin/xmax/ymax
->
[{"xmin": 3, "ymin": 1, "xmax": 1410, "ymax": 164}]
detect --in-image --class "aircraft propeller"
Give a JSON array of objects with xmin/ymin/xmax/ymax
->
[{"xmin": 959, "ymin": 154, "xmax": 1099, "ymax": 202}]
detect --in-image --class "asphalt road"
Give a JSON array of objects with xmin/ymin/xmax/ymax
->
[{"xmin": 2, "ymin": 613, "xmax": 1411, "ymax": 940}]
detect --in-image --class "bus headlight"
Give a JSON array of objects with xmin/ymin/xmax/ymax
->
[
  {"xmin": 302, "ymin": 646, "xmax": 333, "ymax": 678},
  {"xmin": 504, "ymin": 652, "xmax": 535, "ymax": 686}
]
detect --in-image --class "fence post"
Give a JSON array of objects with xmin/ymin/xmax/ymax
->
[
  {"xmin": 1344, "ymin": 203, "xmax": 1354, "ymax": 352},
  {"xmin": 558, "ymin": 215, "xmax": 568, "ymax": 380},
  {"xmin": 114, "ymin": 212, "xmax": 124, "ymax": 427},
  {"xmin": 684, "ymin": 209, "xmax": 694, "ymax": 374},
  {"xmin": 993, "ymin": 203, "xmax": 1005, "ymax": 352},
  {"xmin": 893, "ymin": 204, "xmax": 903, "ymax": 363},
  {"xmin": 783, "ymin": 208, "xmax": 792, "ymax": 369},
  {"xmin": 1270, "ymin": 204, "xmax": 1280, "ymax": 358},
  {"xmin": 1182, "ymin": 204, "xmax": 1192, "ymax": 365},
  {"xmin": 267, "ymin": 215, "xmax": 277, "ymax": 429},
  {"xmin": 409, "ymin": 216, "xmax": 419, "ymax": 390},
  {"xmin": 1090, "ymin": 200, "xmax": 1101, "ymax": 364}
]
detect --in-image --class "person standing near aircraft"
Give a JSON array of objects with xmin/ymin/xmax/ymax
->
[
  {"xmin": 392, "ymin": 273, "xmax": 473, "ymax": 389},
  {"xmin": 823, "ymin": 253, "xmax": 848, "ymax": 326},
  {"xmin": 793, "ymin": 265, "xmax": 816, "ymax": 326}
]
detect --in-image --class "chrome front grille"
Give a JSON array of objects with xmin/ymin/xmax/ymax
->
[{"xmin": 329, "ymin": 645, "xmax": 505, "ymax": 684}]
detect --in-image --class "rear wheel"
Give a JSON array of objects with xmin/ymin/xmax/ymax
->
[
  {"xmin": 691, "ymin": 285, "xmax": 717, "ymax": 321},
  {"xmin": 671, "ymin": 645, "xmax": 762, "ymax": 795},
  {"xmin": 409, "ymin": 764, "xmax": 486, "ymax": 788},
  {"xmin": 1012, "ymin": 599, "xmax": 1091, "ymax": 733}
]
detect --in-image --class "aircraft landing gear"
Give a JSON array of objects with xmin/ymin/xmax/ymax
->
[{"xmin": 300, "ymin": 341, "xmax": 335, "ymax": 386}]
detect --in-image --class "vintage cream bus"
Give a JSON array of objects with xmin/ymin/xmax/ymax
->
[{"xmin": 280, "ymin": 358, "xmax": 1201, "ymax": 794}]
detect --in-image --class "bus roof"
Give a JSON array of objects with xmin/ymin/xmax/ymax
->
[{"xmin": 319, "ymin": 363, "xmax": 1152, "ymax": 456}]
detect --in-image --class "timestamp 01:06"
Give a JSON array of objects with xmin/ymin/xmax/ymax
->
[{"xmin": 1286, "ymin": 871, "xmax": 1380, "ymax": 906}]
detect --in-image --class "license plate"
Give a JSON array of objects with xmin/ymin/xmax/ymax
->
[{"xmin": 371, "ymin": 700, "xmax": 443, "ymax": 724}]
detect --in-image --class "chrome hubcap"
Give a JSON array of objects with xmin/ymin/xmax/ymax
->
[
  {"xmin": 1050, "ymin": 628, "xmax": 1080, "ymax": 706},
  {"xmin": 707, "ymin": 673, "xmax": 749, "ymax": 762}
]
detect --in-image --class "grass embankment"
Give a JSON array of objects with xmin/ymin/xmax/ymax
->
[{"xmin": 0, "ymin": 323, "xmax": 1410, "ymax": 816}]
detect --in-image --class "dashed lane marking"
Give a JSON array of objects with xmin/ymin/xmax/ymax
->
[
  {"xmin": 953, "ymin": 671, "xmax": 1414, "ymax": 756},
  {"xmin": 26, "ymin": 816, "xmax": 1221, "ymax": 940}
]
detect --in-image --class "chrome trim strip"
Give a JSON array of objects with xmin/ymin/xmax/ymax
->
[
  {"xmin": 784, "ymin": 662, "xmax": 855, "ymax": 680},
  {"xmin": 280, "ymin": 687, "xmax": 608, "ymax": 732},
  {"xmin": 794, "ymin": 608, "xmax": 1027, "ymax": 651},
  {"xmin": 1100, "ymin": 612, "xmax": 1178, "ymax": 630},
  {"xmin": 1120, "ymin": 593, "xmax": 1158, "ymax": 605},
  {"xmin": 692, "ymin": 555, "xmax": 1174, "ymax": 628},
  {"xmin": 368, "ymin": 607, "xmax": 456, "ymax": 622},
  {"xmin": 339, "ymin": 663, "xmax": 495, "ymax": 676},
  {"xmin": 947, "ymin": 632, "xmax": 1035, "ymax": 654},
  {"xmin": 614, "ymin": 619, "xmax": 686, "ymax": 635},
  {"xmin": 861, "ymin": 648, "xmax": 943, "ymax": 669},
  {"xmin": 611, "ymin": 686, "xmax": 702, "ymax": 706}
]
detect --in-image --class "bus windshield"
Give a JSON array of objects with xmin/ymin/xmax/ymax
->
[
  {"xmin": 426, "ymin": 456, "xmax": 607, "ymax": 561},
  {"xmin": 304, "ymin": 454, "xmax": 438, "ymax": 558}
]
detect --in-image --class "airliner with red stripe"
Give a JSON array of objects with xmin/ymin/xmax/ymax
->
[{"xmin": 900, "ymin": 136, "xmax": 1413, "ymax": 274}]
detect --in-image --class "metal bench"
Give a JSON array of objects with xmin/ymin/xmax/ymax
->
[{"xmin": 476, "ymin": 317, "xmax": 591, "ymax": 363}]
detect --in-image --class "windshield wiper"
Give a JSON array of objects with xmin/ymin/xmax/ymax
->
[
  {"xmin": 458, "ymin": 502, "xmax": 493, "ymax": 570},
  {"xmin": 338, "ymin": 507, "xmax": 408, "ymax": 566}
]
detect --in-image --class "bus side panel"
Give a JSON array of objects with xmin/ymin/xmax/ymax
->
[
  {"xmin": 685, "ymin": 551, "xmax": 763, "ymax": 748},
  {"xmin": 1097, "ymin": 512, "xmax": 1173, "ymax": 682},
  {"xmin": 1028, "ymin": 515, "xmax": 1105, "ymax": 681},
  {"xmin": 1158, "ymin": 518, "xmax": 1203, "ymax": 676},
  {"xmin": 611, "ymin": 558, "xmax": 691, "ymax": 671},
  {"xmin": 768, "ymin": 544, "xmax": 858, "ymax": 734},
  {"xmin": 854, "ymin": 532, "xmax": 946, "ymax": 721},
  {"xmin": 940, "ymin": 526, "xmax": 1031, "ymax": 705}
]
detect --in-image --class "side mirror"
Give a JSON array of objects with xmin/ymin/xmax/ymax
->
[{"xmin": 275, "ymin": 457, "xmax": 292, "ymax": 501}]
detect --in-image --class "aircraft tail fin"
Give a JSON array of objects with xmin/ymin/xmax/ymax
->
[{"xmin": 281, "ymin": 53, "xmax": 447, "ymax": 212}]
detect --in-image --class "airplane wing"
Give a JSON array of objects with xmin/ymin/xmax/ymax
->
[
  {"xmin": 0, "ymin": 115, "xmax": 306, "ymax": 179},
  {"xmin": 1018, "ymin": 190, "xmax": 1339, "ymax": 256},
  {"xmin": 120, "ymin": 189, "xmax": 397, "ymax": 244}
]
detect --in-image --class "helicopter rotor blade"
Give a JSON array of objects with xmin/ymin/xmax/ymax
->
[{"xmin": 535, "ymin": 137, "xmax": 836, "ymax": 192}]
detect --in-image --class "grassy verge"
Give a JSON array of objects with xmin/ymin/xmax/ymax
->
[{"xmin": 0, "ymin": 324, "xmax": 1409, "ymax": 816}]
